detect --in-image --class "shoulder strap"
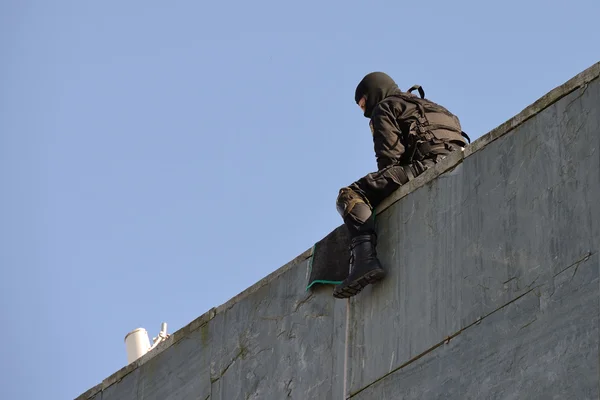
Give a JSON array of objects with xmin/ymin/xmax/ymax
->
[
  {"xmin": 407, "ymin": 85, "xmax": 425, "ymax": 99},
  {"xmin": 461, "ymin": 131, "xmax": 471, "ymax": 143}
]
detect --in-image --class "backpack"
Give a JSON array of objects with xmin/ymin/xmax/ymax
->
[
  {"xmin": 391, "ymin": 84, "xmax": 471, "ymax": 163},
  {"xmin": 404, "ymin": 84, "xmax": 471, "ymax": 144}
]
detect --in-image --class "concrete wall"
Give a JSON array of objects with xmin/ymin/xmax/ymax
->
[{"xmin": 77, "ymin": 62, "xmax": 600, "ymax": 400}]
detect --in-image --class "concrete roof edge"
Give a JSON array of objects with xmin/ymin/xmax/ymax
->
[
  {"xmin": 375, "ymin": 60, "xmax": 600, "ymax": 214},
  {"xmin": 463, "ymin": 61, "xmax": 600, "ymax": 158},
  {"xmin": 74, "ymin": 247, "xmax": 314, "ymax": 400},
  {"xmin": 73, "ymin": 60, "xmax": 600, "ymax": 400}
]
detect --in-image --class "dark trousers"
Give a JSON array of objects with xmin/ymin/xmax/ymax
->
[{"xmin": 336, "ymin": 159, "xmax": 438, "ymax": 237}]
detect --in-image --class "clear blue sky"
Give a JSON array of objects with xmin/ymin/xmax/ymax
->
[{"xmin": 1, "ymin": 1, "xmax": 598, "ymax": 398}]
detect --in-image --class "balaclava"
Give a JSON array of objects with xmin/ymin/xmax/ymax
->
[{"xmin": 354, "ymin": 72, "xmax": 400, "ymax": 118}]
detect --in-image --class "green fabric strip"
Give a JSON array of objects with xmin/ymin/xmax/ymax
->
[{"xmin": 306, "ymin": 279, "xmax": 343, "ymax": 291}]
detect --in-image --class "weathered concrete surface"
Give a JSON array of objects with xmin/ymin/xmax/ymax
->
[
  {"xmin": 352, "ymin": 252, "xmax": 599, "ymax": 400},
  {"xmin": 206, "ymin": 256, "xmax": 347, "ymax": 400},
  {"xmin": 76, "ymin": 61, "xmax": 599, "ymax": 400},
  {"xmin": 347, "ymin": 69, "xmax": 600, "ymax": 395},
  {"xmin": 78, "ymin": 252, "xmax": 348, "ymax": 400}
]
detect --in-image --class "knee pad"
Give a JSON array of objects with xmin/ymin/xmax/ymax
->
[{"xmin": 336, "ymin": 187, "xmax": 370, "ymax": 218}]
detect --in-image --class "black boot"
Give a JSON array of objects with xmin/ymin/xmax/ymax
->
[{"xmin": 332, "ymin": 233, "xmax": 386, "ymax": 299}]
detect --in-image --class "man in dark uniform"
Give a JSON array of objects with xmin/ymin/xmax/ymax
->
[{"xmin": 333, "ymin": 72, "xmax": 469, "ymax": 299}]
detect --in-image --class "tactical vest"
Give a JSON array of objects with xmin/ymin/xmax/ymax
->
[{"xmin": 392, "ymin": 85, "xmax": 470, "ymax": 163}]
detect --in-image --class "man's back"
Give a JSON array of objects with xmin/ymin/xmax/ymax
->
[{"xmin": 369, "ymin": 90, "xmax": 467, "ymax": 170}]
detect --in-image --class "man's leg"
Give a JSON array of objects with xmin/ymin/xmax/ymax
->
[{"xmin": 332, "ymin": 164, "xmax": 413, "ymax": 299}]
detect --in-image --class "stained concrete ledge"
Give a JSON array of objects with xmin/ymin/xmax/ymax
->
[
  {"xmin": 75, "ymin": 60, "xmax": 600, "ymax": 400},
  {"xmin": 375, "ymin": 60, "xmax": 600, "ymax": 214},
  {"xmin": 75, "ymin": 248, "xmax": 315, "ymax": 400}
]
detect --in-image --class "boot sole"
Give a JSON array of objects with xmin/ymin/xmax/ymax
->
[{"xmin": 332, "ymin": 268, "xmax": 386, "ymax": 299}]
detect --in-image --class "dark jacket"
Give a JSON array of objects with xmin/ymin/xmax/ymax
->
[
  {"xmin": 370, "ymin": 91, "xmax": 467, "ymax": 170},
  {"xmin": 355, "ymin": 72, "xmax": 467, "ymax": 171}
]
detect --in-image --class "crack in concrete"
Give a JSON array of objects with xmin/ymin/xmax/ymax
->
[
  {"xmin": 507, "ymin": 159, "xmax": 527, "ymax": 186},
  {"xmin": 211, "ymin": 347, "xmax": 245, "ymax": 384},
  {"xmin": 542, "ymin": 252, "xmax": 594, "ymax": 299},
  {"xmin": 401, "ymin": 200, "xmax": 416, "ymax": 224},
  {"xmin": 276, "ymin": 330, "xmax": 287, "ymax": 338},
  {"xmin": 526, "ymin": 276, "xmax": 540, "ymax": 290},
  {"xmin": 554, "ymin": 252, "xmax": 592, "ymax": 278},
  {"xmin": 252, "ymin": 347, "xmax": 274, "ymax": 359},
  {"xmin": 258, "ymin": 293, "xmax": 318, "ymax": 338},
  {"xmin": 503, "ymin": 276, "xmax": 518, "ymax": 285},
  {"xmin": 293, "ymin": 292, "xmax": 315, "ymax": 313},
  {"xmin": 306, "ymin": 377, "xmax": 328, "ymax": 397},
  {"xmin": 285, "ymin": 378, "xmax": 294, "ymax": 398},
  {"xmin": 563, "ymin": 83, "xmax": 589, "ymax": 114},
  {"xmin": 519, "ymin": 318, "xmax": 537, "ymax": 331}
]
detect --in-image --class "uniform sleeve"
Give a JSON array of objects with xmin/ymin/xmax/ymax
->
[{"xmin": 370, "ymin": 102, "xmax": 405, "ymax": 170}]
